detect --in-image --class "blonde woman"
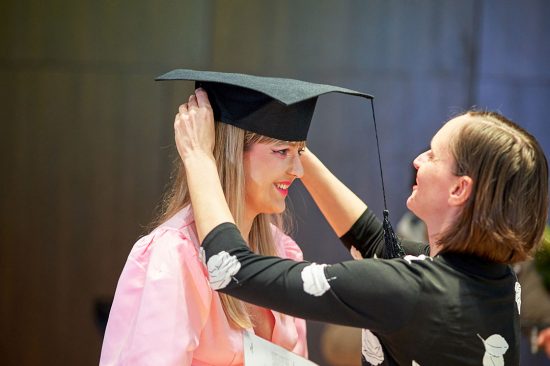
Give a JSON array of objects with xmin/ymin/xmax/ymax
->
[{"xmin": 99, "ymin": 69, "xmax": 371, "ymax": 365}]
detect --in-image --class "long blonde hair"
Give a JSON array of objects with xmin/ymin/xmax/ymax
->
[{"xmin": 152, "ymin": 122, "xmax": 304, "ymax": 328}]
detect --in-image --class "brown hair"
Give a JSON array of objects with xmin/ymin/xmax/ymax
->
[
  {"xmin": 152, "ymin": 122, "xmax": 304, "ymax": 328},
  {"xmin": 438, "ymin": 111, "xmax": 548, "ymax": 263}
]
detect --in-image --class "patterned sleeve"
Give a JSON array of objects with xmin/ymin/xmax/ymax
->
[
  {"xmin": 202, "ymin": 222, "xmax": 422, "ymax": 334},
  {"xmin": 339, "ymin": 208, "xmax": 429, "ymax": 258},
  {"xmin": 100, "ymin": 230, "xmax": 211, "ymax": 366}
]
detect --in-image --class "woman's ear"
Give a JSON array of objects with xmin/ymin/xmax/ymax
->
[{"xmin": 449, "ymin": 176, "xmax": 473, "ymax": 206}]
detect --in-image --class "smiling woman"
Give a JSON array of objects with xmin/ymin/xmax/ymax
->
[
  {"xmin": 98, "ymin": 72, "xmax": 311, "ymax": 365},
  {"xmin": 406, "ymin": 115, "xmax": 474, "ymax": 256},
  {"xmin": 243, "ymin": 137, "xmax": 305, "ymax": 219},
  {"xmin": 99, "ymin": 114, "xmax": 310, "ymax": 366},
  {"xmin": 99, "ymin": 69, "xmax": 371, "ymax": 366}
]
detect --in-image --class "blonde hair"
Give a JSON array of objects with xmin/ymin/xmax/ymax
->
[{"xmin": 152, "ymin": 122, "xmax": 305, "ymax": 328}]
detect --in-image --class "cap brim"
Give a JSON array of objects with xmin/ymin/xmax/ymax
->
[{"xmin": 156, "ymin": 69, "xmax": 373, "ymax": 105}]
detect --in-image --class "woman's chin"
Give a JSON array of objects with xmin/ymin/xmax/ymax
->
[
  {"xmin": 273, "ymin": 204, "xmax": 286, "ymax": 214},
  {"xmin": 259, "ymin": 203, "xmax": 286, "ymax": 215},
  {"xmin": 406, "ymin": 196, "xmax": 414, "ymax": 211}
]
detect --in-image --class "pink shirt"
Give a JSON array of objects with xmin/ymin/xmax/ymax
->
[{"xmin": 100, "ymin": 206, "xmax": 307, "ymax": 365}]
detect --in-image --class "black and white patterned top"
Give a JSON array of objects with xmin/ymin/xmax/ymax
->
[{"xmin": 202, "ymin": 208, "xmax": 520, "ymax": 366}]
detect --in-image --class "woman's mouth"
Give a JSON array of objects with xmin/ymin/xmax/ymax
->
[{"xmin": 274, "ymin": 182, "xmax": 291, "ymax": 196}]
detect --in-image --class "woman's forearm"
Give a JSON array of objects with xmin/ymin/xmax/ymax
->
[
  {"xmin": 183, "ymin": 151, "xmax": 235, "ymax": 242},
  {"xmin": 300, "ymin": 149, "xmax": 367, "ymax": 237},
  {"xmin": 174, "ymin": 90, "xmax": 235, "ymax": 243}
]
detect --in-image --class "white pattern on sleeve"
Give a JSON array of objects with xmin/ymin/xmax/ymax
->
[
  {"xmin": 362, "ymin": 329, "xmax": 384, "ymax": 365},
  {"xmin": 478, "ymin": 333, "xmax": 509, "ymax": 366},
  {"xmin": 301, "ymin": 263, "xmax": 330, "ymax": 296},
  {"xmin": 403, "ymin": 254, "xmax": 432, "ymax": 264},
  {"xmin": 206, "ymin": 251, "xmax": 241, "ymax": 290},
  {"xmin": 514, "ymin": 281, "xmax": 521, "ymax": 314}
]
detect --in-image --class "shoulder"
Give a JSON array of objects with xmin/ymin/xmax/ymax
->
[
  {"xmin": 392, "ymin": 254, "xmax": 446, "ymax": 286},
  {"xmin": 361, "ymin": 256, "xmax": 443, "ymax": 307},
  {"xmin": 127, "ymin": 207, "xmax": 203, "ymax": 270},
  {"xmin": 323, "ymin": 257, "xmax": 433, "ymax": 331},
  {"xmin": 270, "ymin": 224, "xmax": 303, "ymax": 261},
  {"xmin": 330, "ymin": 255, "xmax": 438, "ymax": 296},
  {"xmin": 116, "ymin": 225, "xmax": 211, "ymax": 302}
]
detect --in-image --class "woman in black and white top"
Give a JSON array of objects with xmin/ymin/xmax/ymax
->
[{"xmin": 174, "ymin": 88, "xmax": 548, "ymax": 366}]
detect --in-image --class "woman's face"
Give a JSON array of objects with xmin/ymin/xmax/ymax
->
[
  {"xmin": 244, "ymin": 142, "xmax": 304, "ymax": 216},
  {"xmin": 406, "ymin": 115, "xmax": 468, "ymax": 228}
]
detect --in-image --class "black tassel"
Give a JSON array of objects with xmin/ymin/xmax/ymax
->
[
  {"xmin": 369, "ymin": 99, "xmax": 405, "ymax": 259},
  {"xmin": 382, "ymin": 209, "xmax": 405, "ymax": 259}
]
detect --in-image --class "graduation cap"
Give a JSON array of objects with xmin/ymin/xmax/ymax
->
[
  {"xmin": 156, "ymin": 69, "xmax": 404, "ymax": 258},
  {"xmin": 156, "ymin": 69, "xmax": 371, "ymax": 141}
]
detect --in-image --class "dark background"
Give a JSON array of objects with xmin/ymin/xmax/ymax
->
[{"xmin": 1, "ymin": 1, "xmax": 549, "ymax": 365}]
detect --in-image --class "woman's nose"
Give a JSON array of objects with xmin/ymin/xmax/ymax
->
[
  {"xmin": 289, "ymin": 155, "xmax": 304, "ymax": 178},
  {"xmin": 413, "ymin": 151, "xmax": 427, "ymax": 169}
]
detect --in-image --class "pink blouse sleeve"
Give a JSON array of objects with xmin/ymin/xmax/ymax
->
[{"xmin": 99, "ymin": 229, "xmax": 212, "ymax": 366}]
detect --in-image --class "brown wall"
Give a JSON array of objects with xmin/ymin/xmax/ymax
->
[{"xmin": 0, "ymin": 2, "xmax": 213, "ymax": 364}]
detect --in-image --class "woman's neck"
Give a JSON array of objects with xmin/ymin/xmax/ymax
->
[
  {"xmin": 239, "ymin": 210, "xmax": 257, "ymax": 244},
  {"xmin": 428, "ymin": 240, "xmax": 443, "ymax": 257},
  {"xmin": 426, "ymin": 209, "xmax": 460, "ymax": 257}
]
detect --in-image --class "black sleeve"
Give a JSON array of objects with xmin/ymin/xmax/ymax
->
[
  {"xmin": 202, "ymin": 222, "xmax": 423, "ymax": 333},
  {"xmin": 339, "ymin": 208, "xmax": 430, "ymax": 258}
]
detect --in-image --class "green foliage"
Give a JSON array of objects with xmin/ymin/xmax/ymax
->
[{"xmin": 534, "ymin": 225, "xmax": 550, "ymax": 291}]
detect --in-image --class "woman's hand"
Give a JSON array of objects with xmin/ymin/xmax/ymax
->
[
  {"xmin": 174, "ymin": 88, "xmax": 215, "ymax": 163},
  {"xmin": 173, "ymin": 88, "xmax": 234, "ymax": 241}
]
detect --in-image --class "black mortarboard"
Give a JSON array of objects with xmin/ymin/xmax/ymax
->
[
  {"xmin": 155, "ymin": 69, "xmax": 371, "ymax": 141},
  {"xmin": 156, "ymin": 69, "xmax": 404, "ymax": 259}
]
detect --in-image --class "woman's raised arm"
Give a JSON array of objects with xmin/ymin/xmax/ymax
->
[
  {"xmin": 300, "ymin": 149, "xmax": 367, "ymax": 237},
  {"xmin": 174, "ymin": 90, "xmax": 234, "ymax": 242}
]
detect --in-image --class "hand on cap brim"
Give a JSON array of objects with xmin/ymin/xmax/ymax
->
[{"xmin": 174, "ymin": 88, "xmax": 215, "ymax": 163}]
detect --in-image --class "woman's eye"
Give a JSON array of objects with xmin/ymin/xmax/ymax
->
[
  {"xmin": 298, "ymin": 148, "xmax": 305, "ymax": 156},
  {"xmin": 273, "ymin": 149, "xmax": 289, "ymax": 156}
]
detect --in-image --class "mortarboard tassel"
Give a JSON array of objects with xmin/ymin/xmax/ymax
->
[
  {"xmin": 382, "ymin": 209, "xmax": 405, "ymax": 259},
  {"xmin": 370, "ymin": 100, "xmax": 406, "ymax": 259}
]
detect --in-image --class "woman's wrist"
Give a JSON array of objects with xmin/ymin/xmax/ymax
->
[
  {"xmin": 300, "ymin": 148, "xmax": 321, "ymax": 184},
  {"xmin": 180, "ymin": 149, "xmax": 215, "ymax": 166}
]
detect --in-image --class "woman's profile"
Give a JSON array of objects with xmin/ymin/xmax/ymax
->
[{"xmin": 174, "ymin": 87, "xmax": 549, "ymax": 366}]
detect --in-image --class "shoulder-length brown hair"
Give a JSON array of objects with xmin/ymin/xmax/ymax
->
[
  {"xmin": 438, "ymin": 111, "xmax": 548, "ymax": 263},
  {"xmin": 151, "ymin": 122, "xmax": 304, "ymax": 328}
]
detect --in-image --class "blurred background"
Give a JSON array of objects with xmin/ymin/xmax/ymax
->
[{"xmin": 1, "ymin": 1, "xmax": 549, "ymax": 365}]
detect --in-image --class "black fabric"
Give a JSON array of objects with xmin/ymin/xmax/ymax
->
[
  {"xmin": 202, "ymin": 215, "xmax": 520, "ymax": 366},
  {"xmin": 340, "ymin": 208, "xmax": 429, "ymax": 258},
  {"xmin": 199, "ymin": 81, "xmax": 316, "ymax": 141},
  {"xmin": 155, "ymin": 69, "xmax": 373, "ymax": 141}
]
